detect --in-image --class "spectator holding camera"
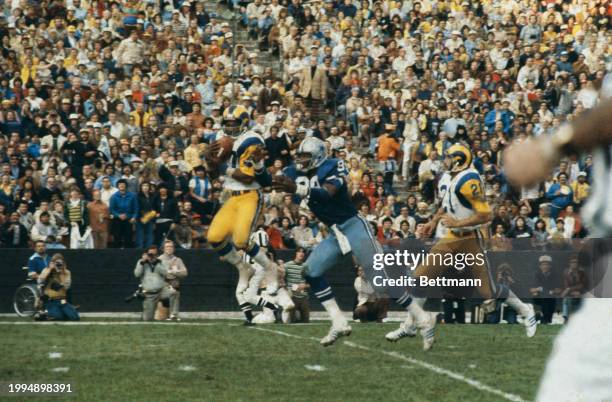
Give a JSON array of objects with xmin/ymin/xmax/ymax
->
[
  {"xmin": 158, "ymin": 240, "xmax": 188, "ymax": 321},
  {"xmin": 133, "ymin": 245, "xmax": 170, "ymax": 321},
  {"xmin": 37, "ymin": 254, "xmax": 79, "ymax": 321}
]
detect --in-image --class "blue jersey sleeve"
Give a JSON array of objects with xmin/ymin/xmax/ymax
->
[{"xmin": 319, "ymin": 159, "xmax": 348, "ymax": 190}]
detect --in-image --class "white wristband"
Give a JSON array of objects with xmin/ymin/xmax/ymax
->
[{"xmin": 225, "ymin": 167, "xmax": 236, "ymax": 176}]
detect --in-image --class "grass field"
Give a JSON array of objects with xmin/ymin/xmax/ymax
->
[{"xmin": 0, "ymin": 319, "xmax": 561, "ymax": 402}]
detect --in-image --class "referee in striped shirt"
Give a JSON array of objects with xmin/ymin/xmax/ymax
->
[{"xmin": 283, "ymin": 247, "xmax": 311, "ymax": 323}]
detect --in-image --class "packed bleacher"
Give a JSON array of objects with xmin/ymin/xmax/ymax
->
[{"xmin": 0, "ymin": 0, "xmax": 610, "ymax": 250}]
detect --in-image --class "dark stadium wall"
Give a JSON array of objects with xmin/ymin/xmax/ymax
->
[
  {"xmin": 0, "ymin": 249, "xmax": 576, "ymax": 314},
  {"xmin": 0, "ymin": 249, "xmax": 356, "ymax": 313}
]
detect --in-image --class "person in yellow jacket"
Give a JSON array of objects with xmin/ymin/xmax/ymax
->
[
  {"xmin": 571, "ymin": 171, "xmax": 590, "ymax": 207},
  {"xmin": 129, "ymin": 102, "xmax": 152, "ymax": 128},
  {"xmin": 20, "ymin": 57, "xmax": 37, "ymax": 85}
]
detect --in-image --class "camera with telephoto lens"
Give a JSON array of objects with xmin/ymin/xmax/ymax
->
[{"xmin": 125, "ymin": 285, "xmax": 145, "ymax": 303}]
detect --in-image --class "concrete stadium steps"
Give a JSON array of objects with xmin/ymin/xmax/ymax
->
[{"xmin": 203, "ymin": 1, "xmax": 281, "ymax": 78}]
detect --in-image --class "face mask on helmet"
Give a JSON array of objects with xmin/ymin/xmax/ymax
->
[
  {"xmin": 296, "ymin": 137, "xmax": 327, "ymax": 172},
  {"xmin": 222, "ymin": 120, "xmax": 243, "ymax": 137},
  {"xmin": 443, "ymin": 155, "xmax": 453, "ymax": 170},
  {"xmin": 446, "ymin": 145, "xmax": 472, "ymax": 172},
  {"xmin": 296, "ymin": 152, "xmax": 314, "ymax": 171}
]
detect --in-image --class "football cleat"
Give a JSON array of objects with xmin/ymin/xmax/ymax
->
[
  {"xmin": 524, "ymin": 305, "xmax": 538, "ymax": 338},
  {"xmin": 418, "ymin": 313, "xmax": 436, "ymax": 351},
  {"xmin": 320, "ymin": 324, "xmax": 352, "ymax": 347},
  {"xmin": 385, "ymin": 323, "xmax": 417, "ymax": 342}
]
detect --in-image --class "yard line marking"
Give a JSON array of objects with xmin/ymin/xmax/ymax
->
[
  {"xmin": 304, "ymin": 364, "xmax": 326, "ymax": 372},
  {"xmin": 250, "ymin": 326, "xmax": 320, "ymax": 341},
  {"xmin": 343, "ymin": 341, "xmax": 528, "ymax": 402},
  {"xmin": 251, "ymin": 326, "xmax": 528, "ymax": 402},
  {"xmin": 48, "ymin": 352, "xmax": 62, "ymax": 359},
  {"xmin": 178, "ymin": 365, "xmax": 197, "ymax": 372},
  {"xmin": 50, "ymin": 367, "xmax": 70, "ymax": 373},
  {"xmin": 0, "ymin": 321, "xmax": 237, "ymax": 326}
]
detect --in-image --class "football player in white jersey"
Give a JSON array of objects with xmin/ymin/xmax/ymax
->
[
  {"xmin": 505, "ymin": 90, "xmax": 612, "ymax": 401},
  {"xmin": 235, "ymin": 229, "xmax": 295, "ymax": 324},
  {"xmin": 386, "ymin": 143, "xmax": 537, "ymax": 350}
]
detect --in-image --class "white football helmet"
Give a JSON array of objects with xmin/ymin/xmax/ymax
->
[{"xmin": 296, "ymin": 137, "xmax": 327, "ymax": 171}]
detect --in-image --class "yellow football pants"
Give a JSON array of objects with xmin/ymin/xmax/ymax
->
[
  {"xmin": 413, "ymin": 229, "xmax": 496, "ymax": 299},
  {"xmin": 207, "ymin": 190, "xmax": 263, "ymax": 250}
]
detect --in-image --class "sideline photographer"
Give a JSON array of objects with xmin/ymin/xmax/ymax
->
[
  {"xmin": 133, "ymin": 245, "xmax": 169, "ymax": 321},
  {"xmin": 37, "ymin": 254, "xmax": 79, "ymax": 321},
  {"xmin": 158, "ymin": 240, "xmax": 188, "ymax": 321}
]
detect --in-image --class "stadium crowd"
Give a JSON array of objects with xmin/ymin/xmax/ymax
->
[{"xmin": 0, "ymin": 0, "xmax": 610, "ymax": 253}]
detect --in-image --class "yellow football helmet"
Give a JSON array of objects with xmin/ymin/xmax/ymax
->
[{"xmin": 446, "ymin": 143, "xmax": 472, "ymax": 172}]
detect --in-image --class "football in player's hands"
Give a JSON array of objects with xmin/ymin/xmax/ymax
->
[
  {"xmin": 205, "ymin": 137, "xmax": 233, "ymax": 164},
  {"xmin": 271, "ymin": 176, "xmax": 297, "ymax": 193}
]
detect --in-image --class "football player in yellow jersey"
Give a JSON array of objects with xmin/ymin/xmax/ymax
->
[
  {"xmin": 205, "ymin": 129, "xmax": 282, "ymax": 325},
  {"xmin": 386, "ymin": 144, "xmax": 537, "ymax": 350}
]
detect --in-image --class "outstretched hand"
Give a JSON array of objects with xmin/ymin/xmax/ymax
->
[
  {"xmin": 503, "ymin": 137, "xmax": 558, "ymax": 187},
  {"xmin": 272, "ymin": 175, "xmax": 297, "ymax": 193}
]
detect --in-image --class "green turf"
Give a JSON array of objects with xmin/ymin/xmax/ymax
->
[{"xmin": 0, "ymin": 320, "xmax": 560, "ymax": 402}]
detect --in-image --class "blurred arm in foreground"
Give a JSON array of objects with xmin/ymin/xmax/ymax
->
[{"xmin": 504, "ymin": 98, "xmax": 612, "ymax": 186}]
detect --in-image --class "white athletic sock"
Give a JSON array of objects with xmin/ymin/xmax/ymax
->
[
  {"xmin": 321, "ymin": 298, "xmax": 347, "ymax": 328},
  {"xmin": 407, "ymin": 297, "xmax": 428, "ymax": 323},
  {"xmin": 505, "ymin": 290, "xmax": 531, "ymax": 317}
]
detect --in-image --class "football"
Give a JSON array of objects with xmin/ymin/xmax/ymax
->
[{"xmin": 212, "ymin": 136, "xmax": 234, "ymax": 162}]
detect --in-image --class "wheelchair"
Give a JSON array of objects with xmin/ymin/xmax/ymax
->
[{"xmin": 13, "ymin": 267, "xmax": 42, "ymax": 318}]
